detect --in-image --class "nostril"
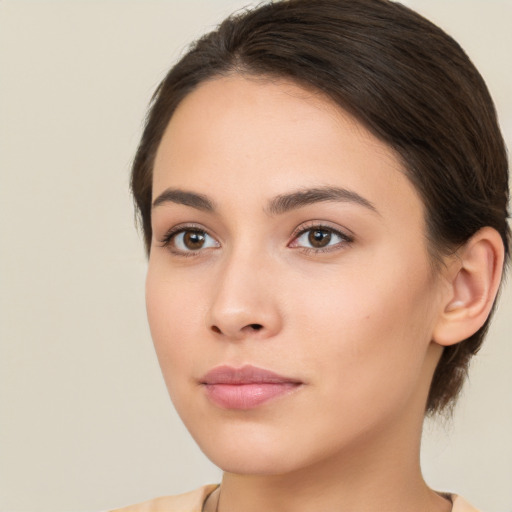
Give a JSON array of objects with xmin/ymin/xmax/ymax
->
[{"xmin": 210, "ymin": 323, "xmax": 263, "ymax": 335}]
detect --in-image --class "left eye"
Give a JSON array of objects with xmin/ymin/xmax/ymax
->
[{"xmin": 291, "ymin": 226, "xmax": 350, "ymax": 250}]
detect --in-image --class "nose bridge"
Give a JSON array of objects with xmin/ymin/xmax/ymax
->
[{"xmin": 207, "ymin": 239, "xmax": 281, "ymax": 339}]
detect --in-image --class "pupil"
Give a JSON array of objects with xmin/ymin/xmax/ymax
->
[
  {"xmin": 184, "ymin": 231, "xmax": 205, "ymax": 249},
  {"xmin": 309, "ymin": 229, "xmax": 331, "ymax": 248}
]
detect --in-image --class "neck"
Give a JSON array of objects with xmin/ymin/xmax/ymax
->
[
  {"xmin": 212, "ymin": 397, "xmax": 450, "ymax": 512},
  {"xmin": 217, "ymin": 457, "xmax": 448, "ymax": 512}
]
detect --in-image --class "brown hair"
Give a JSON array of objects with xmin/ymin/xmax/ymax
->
[{"xmin": 131, "ymin": 0, "xmax": 510, "ymax": 414}]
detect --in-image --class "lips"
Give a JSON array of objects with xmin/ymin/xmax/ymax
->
[{"xmin": 200, "ymin": 365, "xmax": 302, "ymax": 410}]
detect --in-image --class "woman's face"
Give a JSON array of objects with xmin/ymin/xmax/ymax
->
[{"xmin": 146, "ymin": 76, "xmax": 446, "ymax": 474}]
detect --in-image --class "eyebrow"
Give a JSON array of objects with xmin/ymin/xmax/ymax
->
[
  {"xmin": 152, "ymin": 189, "xmax": 215, "ymax": 211},
  {"xmin": 265, "ymin": 186, "xmax": 379, "ymax": 216},
  {"xmin": 151, "ymin": 186, "xmax": 378, "ymax": 215}
]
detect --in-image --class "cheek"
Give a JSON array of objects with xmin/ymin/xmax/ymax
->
[
  {"xmin": 292, "ymin": 252, "xmax": 437, "ymax": 403},
  {"xmin": 145, "ymin": 262, "xmax": 207, "ymax": 375}
]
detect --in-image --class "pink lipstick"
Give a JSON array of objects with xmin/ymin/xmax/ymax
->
[{"xmin": 200, "ymin": 365, "xmax": 302, "ymax": 410}]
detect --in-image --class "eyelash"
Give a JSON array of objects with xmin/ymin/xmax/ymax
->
[
  {"xmin": 158, "ymin": 222, "xmax": 354, "ymax": 257},
  {"xmin": 290, "ymin": 222, "xmax": 354, "ymax": 254}
]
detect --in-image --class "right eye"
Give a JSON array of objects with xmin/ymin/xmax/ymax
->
[{"xmin": 160, "ymin": 227, "xmax": 219, "ymax": 255}]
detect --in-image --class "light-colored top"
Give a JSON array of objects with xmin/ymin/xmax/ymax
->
[
  {"xmin": 110, "ymin": 484, "xmax": 481, "ymax": 512},
  {"xmin": 110, "ymin": 484, "xmax": 218, "ymax": 512}
]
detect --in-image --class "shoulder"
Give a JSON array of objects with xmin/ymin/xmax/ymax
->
[
  {"xmin": 451, "ymin": 494, "xmax": 481, "ymax": 512},
  {"xmin": 110, "ymin": 484, "xmax": 219, "ymax": 512}
]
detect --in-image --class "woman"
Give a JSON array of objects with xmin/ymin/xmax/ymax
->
[{"xmin": 114, "ymin": 0, "xmax": 510, "ymax": 510}]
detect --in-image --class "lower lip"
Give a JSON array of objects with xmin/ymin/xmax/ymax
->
[{"xmin": 203, "ymin": 382, "xmax": 300, "ymax": 409}]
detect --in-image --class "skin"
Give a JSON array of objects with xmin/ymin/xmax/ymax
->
[{"xmin": 146, "ymin": 75, "xmax": 455, "ymax": 512}]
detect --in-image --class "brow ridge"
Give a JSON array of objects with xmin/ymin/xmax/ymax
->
[
  {"xmin": 151, "ymin": 185, "xmax": 377, "ymax": 216},
  {"xmin": 152, "ymin": 189, "xmax": 215, "ymax": 211},
  {"xmin": 266, "ymin": 186, "xmax": 378, "ymax": 215}
]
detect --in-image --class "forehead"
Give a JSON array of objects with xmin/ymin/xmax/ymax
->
[{"xmin": 152, "ymin": 75, "xmax": 424, "ymax": 225}]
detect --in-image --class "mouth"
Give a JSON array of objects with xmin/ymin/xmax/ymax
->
[{"xmin": 200, "ymin": 365, "xmax": 303, "ymax": 410}]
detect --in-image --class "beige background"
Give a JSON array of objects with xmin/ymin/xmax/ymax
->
[{"xmin": 0, "ymin": 1, "xmax": 510, "ymax": 511}]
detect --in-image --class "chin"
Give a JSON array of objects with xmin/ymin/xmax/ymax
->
[
  {"xmin": 204, "ymin": 446, "xmax": 297, "ymax": 476},
  {"xmin": 188, "ymin": 422, "xmax": 306, "ymax": 476}
]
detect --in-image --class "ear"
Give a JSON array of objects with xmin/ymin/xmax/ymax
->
[{"xmin": 433, "ymin": 227, "xmax": 505, "ymax": 347}]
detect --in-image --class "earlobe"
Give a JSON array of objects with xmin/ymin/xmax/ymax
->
[{"xmin": 433, "ymin": 227, "xmax": 505, "ymax": 347}]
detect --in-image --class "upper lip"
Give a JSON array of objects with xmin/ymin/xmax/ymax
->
[{"xmin": 200, "ymin": 365, "xmax": 302, "ymax": 385}]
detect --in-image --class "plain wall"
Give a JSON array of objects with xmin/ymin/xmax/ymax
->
[{"xmin": 0, "ymin": 1, "xmax": 510, "ymax": 511}]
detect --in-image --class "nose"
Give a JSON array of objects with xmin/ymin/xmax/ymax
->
[{"xmin": 206, "ymin": 251, "xmax": 282, "ymax": 341}]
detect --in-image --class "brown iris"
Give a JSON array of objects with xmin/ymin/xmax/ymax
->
[
  {"xmin": 183, "ymin": 230, "xmax": 206, "ymax": 250},
  {"xmin": 308, "ymin": 229, "xmax": 332, "ymax": 248}
]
